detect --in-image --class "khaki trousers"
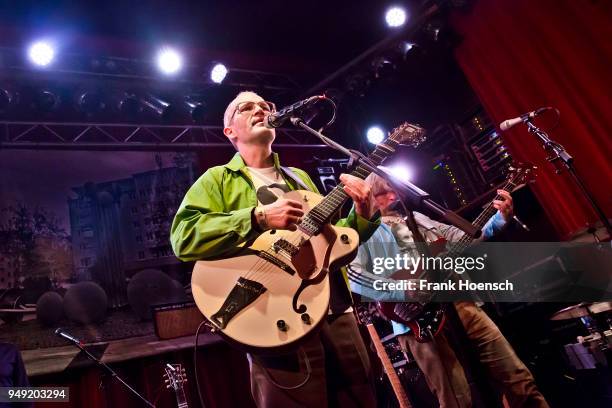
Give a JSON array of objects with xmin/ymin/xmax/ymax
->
[{"xmin": 398, "ymin": 302, "xmax": 549, "ymax": 408}]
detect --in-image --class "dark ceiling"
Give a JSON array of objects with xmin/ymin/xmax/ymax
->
[
  {"xmin": 0, "ymin": 0, "xmax": 480, "ymax": 148},
  {"xmin": 0, "ymin": 1, "xmax": 418, "ymax": 76}
]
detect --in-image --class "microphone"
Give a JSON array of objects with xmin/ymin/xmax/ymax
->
[
  {"xmin": 264, "ymin": 95, "xmax": 324, "ymax": 128},
  {"xmin": 54, "ymin": 328, "xmax": 82, "ymax": 345},
  {"xmin": 499, "ymin": 107, "xmax": 552, "ymax": 131}
]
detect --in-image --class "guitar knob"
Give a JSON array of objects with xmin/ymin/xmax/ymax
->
[
  {"xmin": 276, "ymin": 320, "xmax": 288, "ymax": 332},
  {"xmin": 340, "ymin": 234, "xmax": 349, "ymax": 243},
  {"xmin": 301, "ymin": 313, "xmax": 312, "ymax": 325}
]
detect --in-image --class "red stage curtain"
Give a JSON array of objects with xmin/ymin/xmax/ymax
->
[{"xmin": 451, "ymin": 0, "xmax": 612, "ymax": 240}]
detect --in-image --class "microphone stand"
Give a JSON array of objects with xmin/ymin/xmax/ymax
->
[
  {"xmin": 525, "ymin": 119, "xmax": 612, "ymax": 240},
  {"xmin": 291, "ymin": 117, "xmax": 481, "ymax": 238},
  {"xmin": 60, "ymin": 338, "xmax": 155, "ymax": 407}
]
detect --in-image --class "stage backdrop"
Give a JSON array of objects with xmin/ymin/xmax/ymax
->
[
  {"xmin": 0, "ymin": 150, "xmax": 199, "ymax": 349},
  {"xmin": 451, "ymin": 0, "xmax": 612, "ymax": 240}
]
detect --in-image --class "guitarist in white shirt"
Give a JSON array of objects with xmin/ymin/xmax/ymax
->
[{"xmin": 171, "ymin": 91, "xmax": 381, "ymax": 407}]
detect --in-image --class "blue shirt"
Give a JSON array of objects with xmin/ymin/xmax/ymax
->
[{"xmin": 348, "ymin": 211, "xmax": 506, "ymax": 336}]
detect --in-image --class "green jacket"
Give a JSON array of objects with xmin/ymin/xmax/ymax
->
[{"xmin": 170, "ymin": 152, "xmax": 379, "ymax": 262}]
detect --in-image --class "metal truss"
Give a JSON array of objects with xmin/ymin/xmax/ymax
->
[
  {"xmin": 0, "ymin": 121, "xmax": 327, "ymax": 151},
  {"xmin": 0, "ymin": 47, "xmax": 301, "ymax": 93}
]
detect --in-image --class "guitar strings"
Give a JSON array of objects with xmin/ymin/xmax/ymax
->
[{"xmin": 235, "ymin": 136, "xmax": 403, "ymax": 290}]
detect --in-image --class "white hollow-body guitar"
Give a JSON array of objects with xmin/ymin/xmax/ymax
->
[{"xmin": 191, "ymin": 123, "xmax": 426, "ymax": 352}]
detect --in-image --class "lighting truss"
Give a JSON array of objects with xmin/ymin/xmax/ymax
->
[{"xmin": 0, "ymin": 121, "xmax": 327, "ymax": 150}]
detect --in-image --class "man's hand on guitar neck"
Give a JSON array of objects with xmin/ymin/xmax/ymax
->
[
  {"xmin": 340, "ymin": 174, "xmax": 374, "ymax": 219},
  {"xmin": 493, "ymin": 189, "xmax": 514, "ymax": 221}
]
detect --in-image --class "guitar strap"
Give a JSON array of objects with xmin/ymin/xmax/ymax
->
[{"xmin": 280, "ymin": 166, "xmax": 313, "ymax": 191}]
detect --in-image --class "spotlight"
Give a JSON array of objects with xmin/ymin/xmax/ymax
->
[
  {"xmin": 185, "ymin": 99, "xmax": 206, "ymax": 123},
  {"xmin": 28, "ymin": 41, "xmax": 55, "ymax": 67},
  {"xmin": 210, "ymin": 63, "xmax": 228, "ymax": 84},
  {"xmin": 371, "ymin": 57, "xmax": 396, "ymax": 79},
  {"xmin": 118, "ymin": 93, "xmax": 141, "ymax": 118},
  {"xmin": 386, "ymin": 163, "xmax": 414, "ymax": 182},
  {"xmin": 77, "ymin": 91, "xmax": 106, "ymax": 116},
  {"xmin": 35, "ymin": 90, "xmax": 59, "ymax": 112},
  {"xmin": 156, "ymin": 48, "xmax": 183, "ymax": 75},
  {"xmin": 0, "ymin": 89, "xmax": 15, "ymax": 112},
  {"xmin": 385, "ymin": 7, "xmax": 407, "ymax": 28},
  {"xmin": 366, "ymin": 126, "xmax": 385, "ymax": 145},
  {"xmin": 397, "ymin": 41, "xmax": 416, "ymax": 60},
  {"xmin": 141, "ymin": 94, "xmax": 183, "ymax": 122}
]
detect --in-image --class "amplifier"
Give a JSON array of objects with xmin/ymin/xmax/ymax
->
[{"xmin": 152, "ymin": 301, "xmax": 205, "ymax": 340}]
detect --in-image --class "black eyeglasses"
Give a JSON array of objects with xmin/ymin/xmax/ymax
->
[{"xmin": 230, "ymin": 100, "xmax": 276, "ymax": 123}]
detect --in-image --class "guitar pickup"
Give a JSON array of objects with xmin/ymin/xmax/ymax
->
[{"xmin": 273, "ymin": 238, "xmax": 299, "ymax": 256}]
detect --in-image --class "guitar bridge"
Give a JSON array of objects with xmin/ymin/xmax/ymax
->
[{"xmin": 210, "ymin": 277, "xmax": 266, "ymax": 329}]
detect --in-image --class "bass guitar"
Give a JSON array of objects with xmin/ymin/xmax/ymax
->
[{"xmin": 192, "ymin": 123, "xmax": 426, "ymax": 351}]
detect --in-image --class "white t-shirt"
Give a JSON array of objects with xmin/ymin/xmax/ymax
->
[{"xmin": 246, "ymin": 166, "xmax": 289, "ymax": 205}]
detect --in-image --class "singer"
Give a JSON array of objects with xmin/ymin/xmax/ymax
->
[{"xmin": 170, "ymin": 91, "xmax": 380, "ymax": 407}]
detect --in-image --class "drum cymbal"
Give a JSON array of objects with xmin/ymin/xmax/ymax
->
[
  {"xmin": 588, "ymin": 302, "xmax": 612, "ymax": 314},
  {"xmin": 550, "ymin": 302, "xmax": 592, "ymax": 320}
]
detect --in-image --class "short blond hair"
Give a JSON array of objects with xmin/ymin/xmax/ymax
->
[{"xmin": 223, "ymin": 90, "xmax": 262, "ymax": 128}]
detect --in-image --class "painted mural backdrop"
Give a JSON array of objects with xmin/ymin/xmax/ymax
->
[{"xmin": 0, "ymin": 149, "xmax": 199, "ymax": 350}]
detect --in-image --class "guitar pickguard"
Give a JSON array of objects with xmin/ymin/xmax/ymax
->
[{"xmin": 210, "ymin": 277, "xmax": 266, "ymax": 329}]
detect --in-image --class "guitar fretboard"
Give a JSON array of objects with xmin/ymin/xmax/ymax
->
[
  {"xmin": 300, "ymin": 125, "xmax": 424, "ymax": 235},
  {"xmin": 447, "ymin": 176, "xmax": 519, "ymax": 257},
  {"xmin": 366, "ymin": 324, "xmax": 412, "ymax": 408}
]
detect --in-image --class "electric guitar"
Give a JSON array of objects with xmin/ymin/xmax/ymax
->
[
  {"xmin": 377, "ymin": 164, "xmax": 536, "ymax": 342},
  {"xmin": 356, "ymin": 304, "xmax": 413, "ymax": 408},
  {"xmin": 164, "ymin": 363, "xmax": 188, "ymax": 408},
  {"xmin": 191, "ymin": 122, "xmax": 426, "ymax": 351}
]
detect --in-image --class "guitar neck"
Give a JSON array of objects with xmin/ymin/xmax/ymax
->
[
  {"xmin": 448, "ymin": 177, "xmax": 519, "ymax": 256},
  {"xmin": 365, "ymin": 324, "xmax": 412, "ymax": 408},
  {"xmin": 174, "ymin": 387, "xmax": 188, "ymax": 408},
  {"xmin": 307, "ymin": 140, "xmax": 399, "ymax": 224}
]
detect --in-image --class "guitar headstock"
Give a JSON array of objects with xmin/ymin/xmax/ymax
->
[
  {"xmin": 506, "ymin": 163, "xmax": 537, "ymax": 186},
  {"xmin": 163, "ymin": 363, "xmax": 187, "ymax": 391},
  {"xmin": 386, "ymin": 122, "xmax": 427, "ymax": 148}
]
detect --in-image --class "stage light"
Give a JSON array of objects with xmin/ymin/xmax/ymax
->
[
  {"xmin": 28, "ymin": 41, "xmax": 55, "ymax": 67},
  {"xmin": 141, "ymin": 94, "xmax": 187, "ymax": 122},
  {"xmin": 77, "ymin": 91, "xmax": 106, "ymax": 116},
  {"xmin": 35, "ymin": 90, "xmax": 59, "ymax": 112},
  {"xmin": 186, "ymin": 100, "xmax": 206, "ymax": 123},
  {"xmin": 385, "ymin": 7, "xmax": 407, "ymax": 28},
  {"xmin": 156, "ymin": 48, "xmax": 182, "ymax": 75},
  {"xmin": 210, "ymin": 63, "xmax": 228, "ymax": 84},
  {"xmin": 366, "ymin": 126, "xmax": 385, "ymax": 145},
  {"xmin": 371, "ymin": 57, "xmax": 396, "ymax": 79},
  {"xmin": 118, "ymin": 93, "xmax": 141, "ymax": 118},
  {"xmin": 0, "ymin": 89, "xmax": 15, "ymax": 112},
  {"xmin": 398, "ymin": 41, "xmax": 416, "ymax": 60},
  {"xmin": 387, "ymin": 163, "xmax": 414, "ymax": 182}
]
